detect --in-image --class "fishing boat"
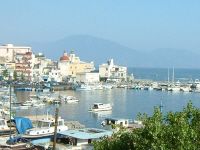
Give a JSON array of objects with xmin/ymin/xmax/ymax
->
[
  {"xmin": 89, "ymin": 103, "xmax": 112, "ymax": 112},
  {"xmin": 22, "ymin": 116, "xmax": 68, "ymax": 139}
]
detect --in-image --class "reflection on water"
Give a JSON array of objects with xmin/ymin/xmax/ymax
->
[
  {"xmin": 91, "ymin": 111, "xmax": 112, "ymax": 119},
  {"xmin": 14, "ymin": 89, "xmax": 200, "ymax": 128}
]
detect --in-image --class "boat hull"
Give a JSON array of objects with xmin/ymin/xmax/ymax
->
[
  {"xmin": 22, "ymin": 133, "xmax": 53, "ymax": 140},
  {"xmin": 89, "ymin": 108, "xmax": 112, "ymax": 112}
]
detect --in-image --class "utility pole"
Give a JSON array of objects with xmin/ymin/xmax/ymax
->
[
  {"xmin": 9, "ymin": 80, "xmax": 12, "ymax": 140},
  {"xmin": 53, "ymin": 107, "xmax": 59, "ymax": 150}
]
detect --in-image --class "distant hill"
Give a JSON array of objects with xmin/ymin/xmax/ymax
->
[{"xmin": 31, "ymin": 35, "xmax": 200, "ymax": 68}]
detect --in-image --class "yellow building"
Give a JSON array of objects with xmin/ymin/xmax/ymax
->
[{"xmin": 59, "ymin": 51, "xmax": 95, "ymax": 78}]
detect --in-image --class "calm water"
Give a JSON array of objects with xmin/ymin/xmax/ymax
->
[
  {"xmin": 129, "ymin": 67, "xmax": 200, "ymax": 81},
  {"xmin": 14, "ymin": 68, "xmax": 200, "ymax": 128},
  {"xmin": 15, "ymin": 89, "xmax": 200, "ymax": 128}
]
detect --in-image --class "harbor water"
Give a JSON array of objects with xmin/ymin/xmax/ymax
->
[
  {"xmin": 14, "ymin": 68, "xmax": 200, "ymax": 128},
  {"xmin": 15, "ymin": 88, "xmax": 200, "ymax": 128}
]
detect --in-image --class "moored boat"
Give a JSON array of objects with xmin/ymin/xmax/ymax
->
[
  {"xmin": 0, "ymin": 118, "xmax": 16, "ymax": 135},
  {"xmin": 22, "ymin": 116, "xmax": 68, "ymax": 140},
  {"xmin": 89, "ymin": 103, "xmax": 112, "ymax": 112},
  {"xmin": 101, "ymin": 117, "xmax": 143, "ymax": 130},
  {"xmin": 62, "ymin": 96, "xmax": 79, "ymax": 103}
]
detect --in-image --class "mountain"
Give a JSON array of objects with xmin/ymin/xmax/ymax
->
[
  {"xmin": 31, "ymin": 35, "xmax": 144, "ymax": 67},
  {"xmin": 31, "ymin": 35, "xmax": 200, "ymax": 68}
]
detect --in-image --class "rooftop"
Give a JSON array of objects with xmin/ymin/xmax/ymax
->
[{"xmin": 58, "ymin": 128, "xmax": 113, "ymax": 140}]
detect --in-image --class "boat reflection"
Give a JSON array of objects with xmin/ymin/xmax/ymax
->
[{"xmin": 91, "ymin": 110, "xmax": 112, "ymax": 119}]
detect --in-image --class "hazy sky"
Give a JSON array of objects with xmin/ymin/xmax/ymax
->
[{"xmin": 0, "ymin": 0, "xmax": 200, "ymax": 51}]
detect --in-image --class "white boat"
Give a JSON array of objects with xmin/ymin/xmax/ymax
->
[
  {"xmin": 0, "ymin": 86, "xmax": 9, "ymax": 92},
  {"xmin": 102, "ymin": 84, "xmax": 113, "ymax": 89},
  {"xmin": 0, "ymin": 118, "xmax": 15, "ymax": 135},
  {"xmin": 89, "ymin": 103, "xmax": 112, "ymax": 112},
  {"xmin": 52, "ymin": 99, "xmax": 61, "ymax": 104},
  {"xmin": 22, "ymin": 99, "xmax": 38, "ymax": 106},
  {"xmin": 169, "ymin": 86, "xmax": 180, "ymax": 92},
  {"xmin": 76, "ymin": 84, "xmax": 92, "ymax": 91},
  {"xmin": 180, "ymin": 86, "xmax": 191, "ymax": 92},
  {"xmin": 101, "ymin": 117, "xmax": 143, "ymax": 130},
  {"xmin": 33, "ymin": 103, "xmax": 45, "ymax": 108},
  {"xmin": 62, "ymin": 96, "xmax": 79, "ymax": 103},
  {"xmin": 22, "ymin": 116, "xmax": 68, "ymax": 139}
]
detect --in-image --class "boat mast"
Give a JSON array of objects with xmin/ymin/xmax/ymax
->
[
  {"xmin": 172, "ymin": 67, "xmax": 175, "ymax": 84},
  {"xmin": 167, "ymin": 68, "xmax": 170, "ymax": 86},
  {"xmin": 53, "ymin": 107, "xmax": 59, "ymax": 150}
]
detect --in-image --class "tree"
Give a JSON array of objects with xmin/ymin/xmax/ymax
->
[
  {"xmin": 93, "ymin": 102, "xmax": 200, "ymax": 150},
  {"xmin": 21, "ymin": 73, "xmax": 25, "ymax": 81},
  {"xmin": 13, "ymin": 71, "xmax": 18, "ymax": 81},
  {"xmin": 2, "ymin": 69, "xmax": 9, "ymax": 80}
]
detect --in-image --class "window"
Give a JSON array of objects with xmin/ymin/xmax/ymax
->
[{"xmin": 58, "ymin": 121, "xmax": 63, "ymax": 126}]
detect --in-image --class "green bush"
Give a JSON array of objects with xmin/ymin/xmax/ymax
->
[{"xmin": 93, "ymin": 102, "xmax": 200, "ymax": 150}]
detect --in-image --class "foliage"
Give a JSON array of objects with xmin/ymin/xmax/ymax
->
[
  {"xmin": 20, "ymin": 73, "xmax": 25, "ymax": 80},
  {"xmin": 2, "ymin": 69, "xmax": 9, "ymax": 79},
  {"xmin": 13, "ymin": 71, "xmax": 18, "ymax": 81},
  {"xmin": 93, "ymin": 102, "xmax": 200, "ymax": 150}
]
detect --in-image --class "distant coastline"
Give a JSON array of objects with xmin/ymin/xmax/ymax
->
[{"xmin": 128, "ymin": 67, "xmax": 200, "ymax": 81}]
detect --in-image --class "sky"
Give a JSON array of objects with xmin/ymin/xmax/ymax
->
[{"xmin": 0, "ymin": 0, "xmax": 200, "ymax": 52}]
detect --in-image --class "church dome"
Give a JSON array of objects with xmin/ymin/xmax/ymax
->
[{"xmin": 60, "ymin": 52, "xmax": 69, "ymax": 61}]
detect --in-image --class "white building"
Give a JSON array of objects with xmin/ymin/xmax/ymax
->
[
  {"xmin": 99, "ymin": 59, "xmax": 127, "ymax": 81},
  {"xmin": 76, "ymin": 72, "xmax": 99, "ymax": 83},
  {"xmin": 0, "ymin": 44, "xmax": 31, "ymax": 62},
  {"xmin": 48, "ymin": 68, "xmax": 62, "ymax": 82},
  {"xmin": 0, "ymin": 44, "xmax": 33, "ymax": 80},
  {"xmin": 32, "ymin": 53, "xmax": 52, "ymax": 82},
  {"xmin": 58, "ymin": 51, "xmax": 70, "ymax": 80}
]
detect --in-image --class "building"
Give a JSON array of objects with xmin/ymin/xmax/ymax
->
[
  {"xmin": 99, "ymin": 59, "xmax": 127, "ymax": 82},
  {"xmin": 0, "ymin": 58, "xmax": 15, "ymax": 80},
  {"xmin": 32, "ymin": 53, "xmax": 53, "ymax": 82},
  {"xmin": 58, "ymin": 51, "xmax": 95, "ymax": 81},
  {"xmin": 58, "ymin": 51, "xmax": 70, "ymax": 80},
  {"xmin": 15, "ymin": 51, "xmax": 34, "ymax": 80},
  {"xmin": 0, "ymin": 44, "xmax": 33, "ymax": 80},
  {"xmin": 76, "ymin": 71, "xmax": 99, "ymax": 83}
]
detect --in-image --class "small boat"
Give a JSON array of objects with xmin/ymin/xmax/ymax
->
[
  {"xmin": 15, "ymin": 87, "xmax": 32, "ymax": 91},
  {"xmin": 89, "ymin": 103, "xmax": 112, "ymax": 112},
  {"xmin": 0, "ymin": 136, "xmax": 33, "ymax": 150},
  {"xmin": 61, "ymin": 96, "xmax": 79, "ymax": 103},
  {"xmin": 102, "ymin": 84, "xmax": 113, "ymax": 89},
  {"xmin": 22, "ymin": 116, "xmax": 68, "ymax": 139},
  {"xmin": 0, "ymin": 86, "xmax": 9, "ymax": 92},
  {"xmin": 52, "ymin": 99, "xmax": 61, "ymax": 104},
  {"xmin": 0, "ymin": 118, "xmax": 16, "ymax": 135},
  {"xmin": 76, "ymin": 84, "xmax": 92, "ymax": 91},
  {"xmin": 21, "ymin": 99, "xmax": 38, "ymax": 107},
  {"xmin": 101, "ymin": 117, "xmax": 143, "ymax": 130}
]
